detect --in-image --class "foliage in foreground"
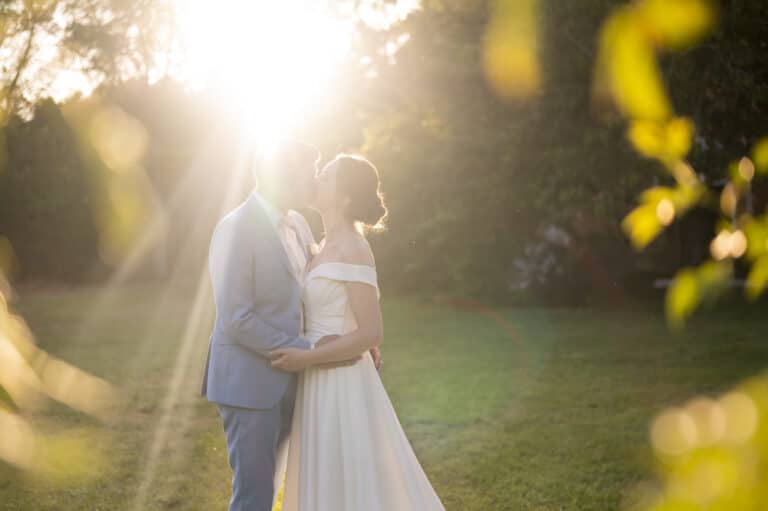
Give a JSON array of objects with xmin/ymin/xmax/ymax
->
[
  {"xmin": 590, "ymin": 0, "xmax": 768, "ymax": 325},
  {"xmin": 637, "ymin": 373, "xmax": 768, "ymax": 511},
  {"xmin": 0, "ymin": 282, "xmax": 115, "ymax": 477}
]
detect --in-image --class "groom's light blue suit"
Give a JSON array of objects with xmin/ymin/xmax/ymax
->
[{"xmin": 202, "ymin": 193, "xmax": 311, "ymax": 511}]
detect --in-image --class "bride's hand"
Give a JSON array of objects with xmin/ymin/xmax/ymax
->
[{"xmin": 269, "ymin": 348, "xmax": 310, "ymax": 372}]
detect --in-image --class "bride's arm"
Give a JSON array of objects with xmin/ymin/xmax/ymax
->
[
  {"xmin": 269, "ymin": 281, "xmax": 382, "ymax": 371},
  {"xmin": 309, "ymin": 281, "xmax": 383, "ymax": 365}
]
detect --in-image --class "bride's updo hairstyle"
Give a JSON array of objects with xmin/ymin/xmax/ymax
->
[{"xmin": 334, "ymin": 154, "xmax": 388, "ymax": 232}]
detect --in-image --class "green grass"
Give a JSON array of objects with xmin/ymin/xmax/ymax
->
[{"xmin": 2, "ymin": 284, "xmax": 768, "ymax": 510}]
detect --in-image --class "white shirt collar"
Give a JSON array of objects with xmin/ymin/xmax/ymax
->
[{"xmin": 252, "ymin": 191, "xmax": 282, "ymax": 227}]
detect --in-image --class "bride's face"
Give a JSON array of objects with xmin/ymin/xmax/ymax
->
[{"xmin": 312, "ymin": 160, "xmax": 339, "ymax": 212}]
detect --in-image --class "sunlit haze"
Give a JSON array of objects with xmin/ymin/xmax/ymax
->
[
  {"xmin": 1, "ymin": 0, "xmax": 421, "ymax": 151},
  {"xmin": 174, "ymin": 0, "xmax": 353, "ymax": 153}
]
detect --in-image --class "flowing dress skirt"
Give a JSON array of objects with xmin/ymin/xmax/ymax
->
[{"xmin": 282, "ymin": 352, "xmax": 445, "ymax": 511}]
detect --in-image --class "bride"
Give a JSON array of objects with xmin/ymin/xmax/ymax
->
[{"xmin": 269, "ymin": 154, "xmax": 445, "ymax": 511}]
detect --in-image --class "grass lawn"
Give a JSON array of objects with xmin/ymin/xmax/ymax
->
[{"xmin": 2, "ymin": 284, "xmax": 768, "ymax": 510}]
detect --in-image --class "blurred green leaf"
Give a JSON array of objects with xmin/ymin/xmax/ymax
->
[
  {"xmin": 623, "ymin": 203, "xmax": 662, "ymax": 249},
  {"xmin": 628, "ymin": 120, "xmax": 666, "ymax": 158},
  {"xmin": 720, "ymin": 182, "xmax": 738, "ymax": 217},
  {"xmin": 600, "ymin": 9, "xmax": 672, "ymax": 121},
  {"xmin": 728, "ymin": 158, "xmax": 756, "ymax": 188},
  {"xmin": 666, "ymin": 268, "xmax": 699, "ymax": 328},
  {"xmin": 666, "ymin": 261, "xmax": 731, "ymax": 328},
  {"xmin": 666, "ymin": 118, "xmax": 694, "ymax": 160},
  {"xmin": 746, "ymin": 255, "xmax": 768, "ymax": 301},
  {"xmin": 743, "ymin": 217, "xmax": 768, "ymax": 261},
  {"xmin": 624, "ymin": 183, "xmax": 704, "ymax": 248},
  {"xmin": 628, "ymin": 117, "xmax": 694, "ymax": 163},
  {"xmin": 638, "ymin": 0, "xmax": 717, "ymax": 50},
  {"xmin": 752, "ymin": 137, "xmax": 768, "ymax": 174},
  {"xmin": 484, "ymin": 0, "xmax": 540, "ymax": 100},
  {"xmin": 698, "ymin": 259, "xmax": 731, "ymax": 286},
  {"xmin": 642, "ymin": 373, "xmax": 768, "ymax": 511},
  {"xmin": 0, "ymin": 384, "xmax": 18, "ymax": 413},
  {"xmin": 641, "ymin": 186, "xmax": 675, "ymax": 204}
]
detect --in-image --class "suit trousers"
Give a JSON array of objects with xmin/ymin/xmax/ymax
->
[{"xmin": 218, "ymin": 379, "xmax": 297, "ymax": 511}]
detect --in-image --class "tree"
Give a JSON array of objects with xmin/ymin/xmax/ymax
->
[
  {"xmin": 0, "ymin": 0, "xmax": 174, "ymax": 119},
  {"xmin": 0, "ymin": 99, "xmax": 101, "ymax": 281}
]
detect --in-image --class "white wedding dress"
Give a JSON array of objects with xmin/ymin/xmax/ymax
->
[{"xmin": 282, "ymin": 262, "xmax": 445, "ymax": 511}]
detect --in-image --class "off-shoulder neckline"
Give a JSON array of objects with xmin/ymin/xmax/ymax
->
[{"xmin": 305, "ymin": 261, "xmax": 376, "ymax": 279}]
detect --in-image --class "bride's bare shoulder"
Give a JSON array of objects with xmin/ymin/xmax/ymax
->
[{"xmin": 339, "ymin": 233, "xmax": 376, "ymax": 267}]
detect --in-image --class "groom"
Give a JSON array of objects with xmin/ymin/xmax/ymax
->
[{"xmin": 202, "ymin": 142, "xmax": 339, "ymax": 511}]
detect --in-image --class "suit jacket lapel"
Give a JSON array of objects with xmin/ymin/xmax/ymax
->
[{"xmin": 247, "ymin": 196, "xmax": 296, "ymax": 280}]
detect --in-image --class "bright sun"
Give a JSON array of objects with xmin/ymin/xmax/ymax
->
[{"xmin": 174, "ymin": 0, "xmax": 352, "ymax": 153}]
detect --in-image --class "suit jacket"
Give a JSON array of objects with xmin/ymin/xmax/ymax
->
[{"xmin": 201, "ymin": 194, "xmax": 313, "ymax": 409}]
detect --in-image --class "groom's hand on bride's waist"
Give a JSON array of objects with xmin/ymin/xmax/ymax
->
[{"xmin": 313, "ymin": 335, "xmax": 363, "ymax": 369}]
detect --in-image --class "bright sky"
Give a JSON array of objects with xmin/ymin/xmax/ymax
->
[
  {"xmin": 174, "ymin": 0, "xmax": 353, "ymax": 152},
  {"xmin": 2, "ymin": 0, "xmax": 419, "ymax": 149},
  {"xmin": 172, "ymin": 0, "xmax": 420, "ymax": 153}
]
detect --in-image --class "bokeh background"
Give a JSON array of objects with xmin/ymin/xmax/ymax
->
[{"xmin": 2, "ymin": 1, "xmax": 768, "ymax": 510}]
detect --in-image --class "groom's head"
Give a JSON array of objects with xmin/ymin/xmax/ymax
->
[{"xmin": 253, "ymin": 141, "xmax": 320, "ymax": 212}]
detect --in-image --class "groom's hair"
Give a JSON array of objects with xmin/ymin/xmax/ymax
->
[{"xmin": 252, "ymin": 141, "xmax": 321, "ymax": 188}]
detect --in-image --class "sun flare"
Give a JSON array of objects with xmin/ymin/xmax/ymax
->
[{"xmin": 174, "ymin": 0, "xmax": 352, "ymax": 153}]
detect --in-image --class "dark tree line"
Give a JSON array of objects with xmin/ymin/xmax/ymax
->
[{"xmin": 1, "ymin": 0, "xmax": 767, "ymax": 303}]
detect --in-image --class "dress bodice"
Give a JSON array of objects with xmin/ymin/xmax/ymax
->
[{"xmin": 302, "ymin": 263, "xmax": 379, "ymax": 344}]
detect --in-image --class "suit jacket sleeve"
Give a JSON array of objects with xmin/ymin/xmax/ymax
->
[{"xmin": 210, "ymin": 218, "xmax": 312, "ymax": 356}]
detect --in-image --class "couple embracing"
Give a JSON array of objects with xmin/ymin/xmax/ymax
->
[{"xmin": 201, "ymin": 142, "xmax": 445, "ymax": 511}]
